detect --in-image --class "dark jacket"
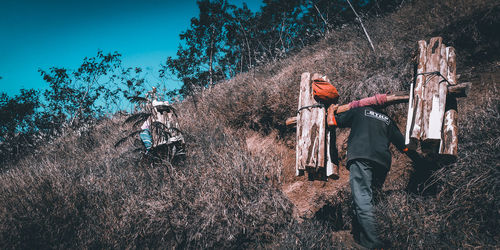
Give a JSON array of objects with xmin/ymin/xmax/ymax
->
[{"xmin": 334, "ymin": 107, "xmax": 406, "ymax": 169}]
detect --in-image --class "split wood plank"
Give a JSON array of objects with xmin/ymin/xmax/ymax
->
[
  {"xmin": 437, "ymin": 44, "xmax": 449, "ymax": 138},
  {"xmin": 406, "ymin": 40, "xmax": 427, "ymax": 149},
  {"xmin": 326, "ymin": 128, "xmax": 339, "ymax": 178},
  {"xmin": 439, "ymin": 108, "xmax": 458, "ymax": 162},
  {"xmin": 295, "ymin": 73, "xmax": 327, "ymax": 176},
  {"xmin": 446, "ymin": 47, "xmax": 457, "ymax": 86},
  {"xmin": 312, "ymin": 73, "xmax": 326, "ymax": 171},
  {"xmin": 422, "ymin": 37, "xmax": 447, "ymax": 147},
  {"xmin": 439, "ymin": 47, "xmax": 458, "ymax": 162}
]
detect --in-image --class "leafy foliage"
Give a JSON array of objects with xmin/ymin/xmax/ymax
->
[
  {"xmin": 1, "ymin": 51, "xmax": 150, "ymax": 166},
  {"xmin": 0, "ymin": 89, "xmax": 40, "ymax": 164},
  {"xmin": 39, "ymin": 51, "xmax": 147, "ymax": 130},
  {"xmin": 163, "ymin": 0, "xmax": 404, "ymax": 96}
]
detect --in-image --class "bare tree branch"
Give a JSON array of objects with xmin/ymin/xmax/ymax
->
[
  {"xmin": 346, "ymin": 0, "xmax": 376, "ymax": 54},
  {"xmin": 311, "ymin": 1, "xmax": 329, "ymax": 35}
]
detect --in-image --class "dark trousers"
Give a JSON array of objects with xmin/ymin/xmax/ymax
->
[{"xmin": 349, "ymin": 159, "xmax": 388, "ymax": 249}]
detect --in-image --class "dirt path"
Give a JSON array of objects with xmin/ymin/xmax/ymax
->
[
  {"xmin": 282, "ymin": 171, "xmax": 349, "ymax": 220},
  {"xmin": 331, "ymin": 230, "xmax": 365, "ymax": 249}
]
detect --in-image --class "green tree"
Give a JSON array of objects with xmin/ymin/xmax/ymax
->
[
  {"xmin": 39, "ymin": 51, "xmax": 147, "ymax": 130},
  {"xmin": 164, "ymin": 0, "xmax": 236, "ymax": 96},
  {"xmin": 164, "ymin": 0, "xmax": 404, "ymax": 97},
  {"xmin": 224, "ymin": 3, "xmax": 257, "ymax": 75},
  {"xmin": 0, "ymin": 89, "xmax": 40, "ymax": 165},
  {"xmin": 0, "ymin": 51, "xmax": 149, "ymax": 165},
  {"xmin": 253, "ymin": 0, "xmax": 305, "ymax": 61}
]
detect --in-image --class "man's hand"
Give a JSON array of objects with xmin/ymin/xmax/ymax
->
[{"xmin": 327, "ymin": 104, "xmax": 339, "ymax": 127}]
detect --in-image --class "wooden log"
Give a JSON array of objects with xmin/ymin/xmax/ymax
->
[
  {"xmin": 448, "ymin": 82, "xmax": 471, "ymax": 98},
  {"xmin": 386, "ymin": 92, "xmax": 411, "ymax": 103},
  {"xmin": 406, "ymin": 40, "xmax": 427, "ymax": 149},
  {"xmin": 446, "ymin": 47, "xmax": 457, "ymax": 86},
  {"xmin": 435, "ymin": 44, "xmax": 449, "ymax": 138},
  {"xmin": 439, "ymin": 107, "xmax": 458, "ymax": 163},
  {"xmin": 286, "ymin": 116, "xmax": 298, "ymax": 126},
  {"xmin": 285, "ymin": 83, "xmax": 469, "ymax": 127},
  {"xmin": 328, "ymin": 92, "xmax": 410, "ymax": 126},
  {"xmin": 422, "ymin": 37, "xmax": 446, "ymax": 148},
  {"xmin": 439, "ymin": 46, "xmax": 458, "ymax": 163},
  {"xmin": 326, "ymin": 128, "xmax": 339, "ymax": 179},
  {"xmin": 287, "ymin": 92, "xmax": 410, "ymax": 127},
  {"xmin": 295, "ymin": 72, "xmax": 310, "ymax": 176},
  {"xmin": 295, "ymin": 73, "xmax": 327, "ymax": 176},
  {"xmin": 312, "ymin": 73, "xmax": 327, "ymax": 170}
]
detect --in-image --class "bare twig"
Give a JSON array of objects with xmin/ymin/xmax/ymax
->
[
  {"xmin": 346, "ymin": 0, "xmax": 376, "ymax": 54},
  {"xmin": 71, "ymin": 75, "xmax": 98, "ymax": 126},
  {"xmin": 236, "ymin": 20, "xmax": 252, "ymax": 69},
  {"xmin": 311, "ymin": 1, "xmax": 329, "ymax": 35}
]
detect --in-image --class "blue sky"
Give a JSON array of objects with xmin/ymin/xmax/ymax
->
[{"xmin": 0, "ymin": 0, "xmax": 262, "ymax": 97}]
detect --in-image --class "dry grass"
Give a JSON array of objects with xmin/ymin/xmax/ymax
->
[
  {"xmin": 0, "ymin": 116, "xmax": 296, "ymax": 248},
  {"xmin": 0, "ymin": 0, "xmax": 499, "ymax": 248},
  {"xmin": 377, "ymin": 77, "xmax": 499, "ymax": 248}
]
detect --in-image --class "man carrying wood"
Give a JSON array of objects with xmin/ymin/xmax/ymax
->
[{"xmin": 329, "ymin": 104, "xmax": 418, "ymax": 249}]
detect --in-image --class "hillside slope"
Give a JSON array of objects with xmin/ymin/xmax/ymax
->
[{"xmin": 1, "ymin": 0, "xmax": 499, "ymax": 248}]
